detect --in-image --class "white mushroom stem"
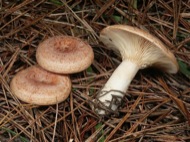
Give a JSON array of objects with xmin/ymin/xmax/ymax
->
[{"xmin": 95, "ymin": 60, "xmax": 139, "ymax": 115}]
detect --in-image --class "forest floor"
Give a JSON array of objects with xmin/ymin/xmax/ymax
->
[{"xmin": 0, "ymin": 0, "xmax": 190, "ymax": 142}]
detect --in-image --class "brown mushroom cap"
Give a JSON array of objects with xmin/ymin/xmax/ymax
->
[
  {"xmin": 10, "ymin": 65, "xmax": 71, "ymax": 105},
  {"xmin": 100, "ymin": 25, "xmax": 179, "ymax": 74},
  {"xmin": 36, "ymin": 36, "xmax": 94, "ymax": 74}
]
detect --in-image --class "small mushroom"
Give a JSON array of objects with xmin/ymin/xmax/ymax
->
[
  {"xmin": 92, "ymin": 25, "xmax": 179, "ymax": 115},
  {"xmin": 36, "ymin": 36, "xmax": 94, "ymax": 74},
  {"xmin": 10, "ymin": 65, "xmax": 71, "ymax": 105}
]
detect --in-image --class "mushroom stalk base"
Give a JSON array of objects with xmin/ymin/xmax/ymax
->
[{"xmin": 93, "ymin": 60, "xmax": 139, "ymax": 115}]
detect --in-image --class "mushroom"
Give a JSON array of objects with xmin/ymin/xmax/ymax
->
[
  {"xmin": 92, "ymin": 25, "xmax": 179, "ymax": 116},
  {"xmin": 10, "ymin": 65, "xmax": 71, "ymax": 105},
  {"xmin": 36, "ymin": 36, "xmax": 94, "ymax": 74}
]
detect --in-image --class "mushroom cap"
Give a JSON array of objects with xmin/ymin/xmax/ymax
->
[
  {"xmin": 10, "ymin": 65, "xmax": 71, "ymax": 105},
  {"xmin": 36, "ymin": 36, "xmax": 94, "ymax": 74},
  {"xmin": 100, "ymin": 25, "xmax": 179, "ymax": 74}
]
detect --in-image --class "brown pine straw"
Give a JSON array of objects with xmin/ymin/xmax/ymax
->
[{"xmin": 0, "ymin": 0, "xmax": 190, "ymax": 141}]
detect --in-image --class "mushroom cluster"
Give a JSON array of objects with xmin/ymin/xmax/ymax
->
[
  {"xmin": 10, "ymin": 36, "xmax": 94, "ymax": 105},
  {"xmin": 92, "ymin": 25, "xmax": 179, "ymax": 116}
]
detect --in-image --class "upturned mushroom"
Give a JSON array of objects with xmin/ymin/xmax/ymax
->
[
  {"xmin": 92, "ymin": 25, "xmax": 179, "ymax": 116},
  {"xmin": 10, "ymin": 65, "xmax": 71, "ymax": 105},
  {"xmin": 36, "ymin": 36, "xmax": 94, "ymax": 74}
]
